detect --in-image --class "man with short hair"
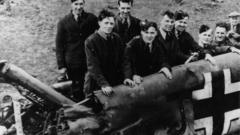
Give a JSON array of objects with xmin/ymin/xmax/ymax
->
[
  {"xmin": 155, "ymin": 10, "xmax": 194, "ymax": 135},
  {"xmin": 173, "ymin": 12, "xmax": 200, "ymax": 134},
  {"xmin": 84, "ymin": 9, "xmax": 124, "ymax": 97},
  {"xmin": 158, "ymin": 10, "xmax": 188, "ymax": 66},
  {"xmin": 211, "ymin": 22, "xmax": 240, "ymax": 56},
  {"xmin": 113, "ymin": 0, "xmax": 141, "ymax": 44},
  {"xmin": 214, "ymin": 22, "xmax": 230, "ymax": 43},
  {"xmin": 174, "ymin": 10, "xmax": 202, "ymax": 58},
  {"xmin": 55, "ymin": 0, "xmax": 98, "ymax": 101},
  {"xmin": 213, "ymin": 22, "xmax": 233, "ymax": 47}
]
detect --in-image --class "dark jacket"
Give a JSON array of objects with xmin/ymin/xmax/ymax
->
[
  {"xmin": 56, "ymin": 11, "xmax": 98, "ymax": 69},
  {"xmin": 175, "ymin": 30, "xmax": 203, "ymax": 56},
  {"xmin": 204, "ymin": 38, "xmax": 233, "ymax": 56},
  {"xmin": 113, "ymin": 14, "xmax": 141, "ymax": 44},
  {"xmin": 123, "ymin": 36, "xmax": 170, "ymax": 79},
  {"xmin": 227, "ymin": 23, "xmax": 240, "ymax": 34},
  {"xmin": 158, "ymin": 31, "xmax": 188, "ymax": 66},
  {"xmin": 227, "ymin": 23, "xmax": 240, "ymax": 48},
  {"xmin": 84, "ymin": 32, "xmax": 125, "ymax": 94}
]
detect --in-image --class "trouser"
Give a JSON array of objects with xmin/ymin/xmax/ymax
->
[
  {"xmin": 67, "ymin": 67, "xmax": 86, "ymax": 102},
  {"xmin": 181, "ymin": 99, "xmax": 195, "ymax": 133}
]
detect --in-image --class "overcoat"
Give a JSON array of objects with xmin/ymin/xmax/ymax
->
[
  {"xmin": 158, "ymin": 32, "xmax": 188, "ymax": 66},
  {"xmin": 56, "ymin": 11, "xmax": 98, "ymax": 70},
  {"xmin": 113, "ymin": 14, "xmax": 141, "ymax": 44},
  {"xmin": 84, "ymin": 32, "xmax": 125, "ymax": 95}
]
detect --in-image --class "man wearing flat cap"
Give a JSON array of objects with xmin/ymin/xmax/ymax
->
[
  {"xmin": 55, "ymin": 0, "xmax": 98, "ymax": 101},
  {"xmin": 227, "ymin": 11, "xmax": 240, "ymax": 47}
]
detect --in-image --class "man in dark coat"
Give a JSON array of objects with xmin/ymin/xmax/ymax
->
[
  {"xmin": 123, "ymin": 20, "xmax": 172, "ymax": 86},
  {"xmin": 84, "ymin": 9, "xmax": 125, "ymax": 96},
  {"xmin": 55, "ymin": 0, "xmax": 98, "ymax": 101},
  {"xmin": 157, "ymin": 11, "xmax": 194, "ymax": 134},
  {"xmin": 158, "ymin": 10, "xmax": 188, "ymax": 66},
  {"xmin": 113, "ymin": 0, "xmax": 141, "ymax": 44},
  {"xmin": 174, "ymin": 10, "xmax": 203, "ymax": 58}
]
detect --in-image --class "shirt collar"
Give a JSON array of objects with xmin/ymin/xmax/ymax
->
[
  {"xmin": 175, "ymin": 29, "xmax": 183, "ymax": 39},
  {"xmin": 147, "ymin": 42, "xmax": 153, "ymax": 51},
  {"xmin": 199, "ymin": 40, "xmax": 211, "ymax": 48},
  {"xmin": 73, "ymin": 14, "xmax": 78, "ymax": 21},
  {"xmin": 97, "ymin": 30, "xmax": 108, "ymax": 40},
  {"xmin": 198, "ymin": 41, "xmax": 203, "ymax": 47},
  {"xmin": 72, "ymin": 10, "xmax": 84, "ymax": 21},
  {"xmin": 117, "ymin": 14, "xmax": 131, "ymax": 27},
  {"xmin": 159, "ymin": 27, "xmax": 167, "ymax": 40}
]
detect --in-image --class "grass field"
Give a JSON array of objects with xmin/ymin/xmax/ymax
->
[{"xmin": 0, "ymin": 0, "xmax": 239, "ymax": 87}]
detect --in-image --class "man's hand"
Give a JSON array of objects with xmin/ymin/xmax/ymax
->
[
  {"xmin": 205, "ymin": 53, "xmax": 216, "ymax": 65},
  {"xmin": 58, "ymin": 67, "xmax": 68, "ymax": 82},
  {"xmin": 228, "ymin": 31, "xmax": 240, "ymax": 38},
  {"xmin": 230, "ymin": 47, "xmax": 240, "ymax": 55},
  {"xmin": 58, "ymin": 67, "xmax": 67, "ymax": 75},
  {"xmin": 159, "ymin": 67, "xmax": 172, "ymax": 80},
  {"xmin": 101, "ymin": 86, "xmax": 113, "ymax": 96},
  {"xmin": 123, "ymin": 79, "xmax": 135, "ymax": 87},
  {"xmin": 133, "ymin": 75, "xmax": 143, "ymax": 85},
  {"xmin": 227, "ymin": 31, "xmax": 234, "ymax": 38},
  {"xmin": 184, "ymin": 52, "xmax": 198, "ymax": 64}
]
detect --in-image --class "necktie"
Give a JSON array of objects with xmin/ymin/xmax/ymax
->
[
  {"xmin": 146, "ymin": 43, "xmax": 152, "ymax": 53},
  {"xmin": 77, "ymin": 16, "xmax": 82, "ymax": 24},
  {"xmin": 176, "ymin": 31, "xmax": 181, "ymax": 39},
  {"xmin": 203, "ymin": 43, "xmax": 209, "ymax": 49},
  {"xmin": 106, "ymin": 34, "xmax": 111, "ymax": 41},
  {"xmin": 106, "ymin": 34, "xmax": 112, "ymax": 48},
  {"xmin": 166, "ymin": 32, "xmax": 171, "ymax": 41},
  {"xmin": 106, "ymin": 34, "xmax": 114, "ymax": 64},
  {"xmin": 122, "ymin": 18, "xmax": 128, "ymax": 31},
  {"xmin": 149, "ymin": 43, "xmax": 152, "ymax": 53}
]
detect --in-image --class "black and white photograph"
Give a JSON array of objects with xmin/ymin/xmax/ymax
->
[{"xmin": 0, "ymin": 0, "xmax": 240, "ymax": 134}]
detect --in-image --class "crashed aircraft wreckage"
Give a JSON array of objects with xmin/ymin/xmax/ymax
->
[{"xmin": 0, "ymin": 52, "xmax": 240, "ymax": 135}]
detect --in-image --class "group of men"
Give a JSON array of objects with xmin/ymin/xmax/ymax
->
[
  {"xmin": 55, "ymin": 0, "xmax": 240, "ymax": 101},
  {"xmin": 56, "ymin": 0, "xmax": 140, "ymax": 101}
]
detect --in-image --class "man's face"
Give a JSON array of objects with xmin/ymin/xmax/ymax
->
[
  {"xmin": 71, "ymin": 0, "xmax": 85, "ymax": 16},
  {"xmin": 118, "ymin": 1, "xmax": 132, "ymax": 19},
  {"xmin": 214, "ymin": 27, "xmax": 227, "ymax": 42},
  {"xmin": 141, "ymin": 26, "xmax": 158, "ymax": 43},
  {"xmin": 199, "ymin": 29, "xmax": 213, "ymax": 45},
  {"xmin": 98, "ymin": 17, "xmax": 115, "ymax": 34},
  {"xmin": 160, "ymin": 15, "xmax": 174, "ymax": 32},
  {"xmin": 229, "ymin": 16, "xmax": 240, "ymax": 26},
  {"xmin": 174, "ymin": 17, "xmax": 189, "ymax": 32}
]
